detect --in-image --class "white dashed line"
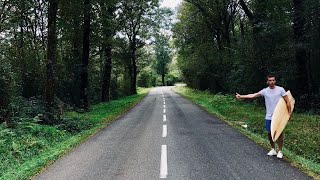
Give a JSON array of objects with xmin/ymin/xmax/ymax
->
[
  {"xmin": 161, "ymin": 92, "xmax": 168, "ymax": 178},
  {"xmin": 160, "ymin": 145, "xmax": 168, "ymax": 178},
  {"xmin": 162, "ymin": 125, "xmax": 167, "ymax": 137}
]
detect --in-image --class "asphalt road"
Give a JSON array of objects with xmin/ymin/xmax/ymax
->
[{"xmin": 34, "ymin": 86, "xmax": 311, "ymax": 180}]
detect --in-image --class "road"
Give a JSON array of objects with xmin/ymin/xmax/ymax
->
[{"xmin": 35, "ymin": 86, "xmax": 311, "ymax": 180}]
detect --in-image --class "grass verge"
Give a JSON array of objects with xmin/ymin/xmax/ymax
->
[
  {"xmin": 173, "ymin": 86, "xmax": 319, "ymax": 179},
  {"xmin": 0, "ymin": 88, "xmax": 150, "ymax": 180}
]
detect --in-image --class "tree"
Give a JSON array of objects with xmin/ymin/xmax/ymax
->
[
  {"xmin": 305, "ymin": 0, "xmax": 320, "ymax": 95},
  {"xmin": 293, "ymin": 0, "xmax": 309, "ymax": 97},
  {"xmin": 155, "ymin": 34, "xmax": 171, "ymax": 86},
  {"xmin": 99, "ymin": 0, "xmax": 117, "ymax": 102},
  {"xmin": 79, "ymin": 0, "xmax": 91, "ymax": 111},
  {"xmin": 185, "ymin": 0, "xmax": 238, "ymax": 50},
  {"xmin": 45, "ymin": 0, "xmax": 59, "ymax": 123},
  {"xmin": 118, "ymin": 0, "xmax": 159, "ymax": 95},
  {"xmin": 58, "ymin": 0, "xmax": 82, "ymax": 106}
]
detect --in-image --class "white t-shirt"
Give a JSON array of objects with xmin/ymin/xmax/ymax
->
[{"xmin": 259, "ymin": 86, "xmax": 286, "ymax": 120}]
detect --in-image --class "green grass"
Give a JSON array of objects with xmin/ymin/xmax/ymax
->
[
  {"xmin": 0, "ymin": 88, "xmax": 150, "ymax": 180},
  {"xmin": 173, "ymin": 86, "xmax": 320, "ymax": 179}
]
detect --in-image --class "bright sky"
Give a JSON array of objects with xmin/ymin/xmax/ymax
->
[{"xmin": 160, "ymin": 0, "xmax": 183, "ymax": 9}]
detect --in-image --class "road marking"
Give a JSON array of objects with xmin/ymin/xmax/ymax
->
[
  {"xmin": 163, "ymin": 109, "xmax": 166, "ymax": 114},
  {"xmin": 163, "ymin": 114, "xmax": 166, "ymax": 122},
  {"xmin": 164, "ymin": 101, "xmax": 166, "ymax": 105},
  {"xmin": 160, "ymin": 145, "xmax": 168, "ymax": 178},
  {"xmin": 164, "ymin": 105, "xmax": 166, "ymax": 108},
  {"xmin": 162, "ymin": 125, "xmax": 167, "ymax": 137}
]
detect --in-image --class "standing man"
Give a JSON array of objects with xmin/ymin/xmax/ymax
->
[{"xmin": 235, "ymin": 75, "xmax": 291, "ymax": 159}]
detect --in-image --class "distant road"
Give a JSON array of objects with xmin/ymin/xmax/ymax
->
[{"xmin": 35, "ymin": 86, "xmax": 311, "ymax": 180}]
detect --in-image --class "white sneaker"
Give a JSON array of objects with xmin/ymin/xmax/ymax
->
[
  {"xmin": 277, "ymin": 151, "xmax": 283, "ymax": 159},
  {"xmin": 267, "ymin": 149, "xmax": 277, "ymax": 156}
]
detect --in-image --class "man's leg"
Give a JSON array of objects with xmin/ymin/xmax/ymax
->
[
  {"xmin": 266, "ymin": 119, "xmax": 277, "ymax": 156},
  {"xmin": 267, "ymin": 132, "xmax": 275, "ymax": 149},
  {"xmin": 266, "ymin": 120, "xmax": 275, "ymax": 149},
  {"xmin": 276, "ymin": 133, "xmax": 284, "ymax": 158},
  {"xmin": 277, "ymin": 133, "xmax": 283, "ymax": 151}
]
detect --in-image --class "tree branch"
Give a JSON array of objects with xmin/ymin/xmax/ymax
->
[{"xmin": 238, "ymin": 0, "xmax": 254, "ymax": 21}]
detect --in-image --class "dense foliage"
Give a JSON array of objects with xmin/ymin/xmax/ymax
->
[
  {"xmin": 173, "ymin": 0, "xmax": 320, "ymax": 112},
  {"xmin": 0, "ymin": 89, "xmax": 149, "ymax": 179},
  {"xmin": 0, "ymin": 0, "xmax": 174, "ymax": 125}
]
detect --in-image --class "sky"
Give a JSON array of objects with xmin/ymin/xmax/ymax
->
[{"xmin": 160, "ymin": 0, "xmax": 183, "ymax": 9}]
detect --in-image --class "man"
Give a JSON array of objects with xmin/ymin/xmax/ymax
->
[{"xmin": 235, "ymin": 75, "xmax": 291, "ymax": 159}]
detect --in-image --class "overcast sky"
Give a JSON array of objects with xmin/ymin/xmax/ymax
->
[{"xmin": 160, "ymin": 0, "xmax": 183, "ymax": 9}]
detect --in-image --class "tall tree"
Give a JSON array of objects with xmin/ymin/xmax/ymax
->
[
  {"xmin": 305, "ymin": 0, "xmax": 320, "ymax": 95},
  {"xmin": 45, "ymin": 0, "xmax": 59, "ymax": 123},
  {"xmin": 185, "ymin": 0, "xmax": 237, "ymax": 50},
  {"xmin": 99, "ymin": 1, "xmax": 117, "ymax": 102},
  {"xmin": 293, "ymin": 0, "xmax": 309, "ymax": 96},
  {"xmin": 79, "ymin": 0, "xmax": 91, "ymax": 111},
  {"xmin": 238, "ymin": 0, "xmax": 270, "ymax": 87},
  {"xmin": 58, "ymin": 0, "xmax": 82, "ymax": 106},
  {"xmin": 155, "ymin": 34, "xmax": 171, "ymax": 86},
  {"xmin": 119, "ymin": 0, "xmax": 159, "ymax": 95}
]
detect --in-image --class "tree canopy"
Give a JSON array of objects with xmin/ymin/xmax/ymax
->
[
  {"xmin": 173, "ymin": 0, "xmax": 320, "ymax": 111},
  {"xmin": 0, "ymin": 0, "xmax": 174, "ymax": 125}
]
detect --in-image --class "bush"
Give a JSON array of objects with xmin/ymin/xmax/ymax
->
[
  {"xmin": 56, "ymin": 117, "xmax": 93, "ymax": 134},
  {"xmin": 166, "ymin": 72, "xmax": 180, "ymax": 86},
  {"xmin": 137, "ymin": 70, "xmax": 156, "ymax": 88}
]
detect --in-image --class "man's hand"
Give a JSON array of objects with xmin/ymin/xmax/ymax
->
[
  {"xmin": 288, "ymin": 109, "xmax": 292, "ymax": 121},
  {"xmin": 286, "ymin": 100, "xmax": 292, "ymax": 121},
  {"xmin": 236, "ymin": 92, "xmax": 241, "ymax": 100}
]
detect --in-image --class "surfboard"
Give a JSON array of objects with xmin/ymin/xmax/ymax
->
[{"xmin": 271, "ymin": 90, "xmax": 295, "ymax": 142}]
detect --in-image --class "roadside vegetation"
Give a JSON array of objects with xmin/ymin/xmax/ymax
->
[
  {"xmin": 0, "ymin": 88, "xmax": 149, "ymax": 180},
  {"xmin": 174, "ymin": 86, "xmax": 320, "ymax": 179}
]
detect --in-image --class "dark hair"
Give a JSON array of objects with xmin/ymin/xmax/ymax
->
[{"xmin": 267, "ymin": 74, "xmax": 276, "ymax": 80}]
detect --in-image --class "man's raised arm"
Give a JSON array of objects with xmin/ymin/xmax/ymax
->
[{"xmin": 236, "ymin": 92, "xmax": 261, "ymax": 100}]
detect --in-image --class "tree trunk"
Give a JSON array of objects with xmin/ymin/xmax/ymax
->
[
  {"xmin": 129, "ymin": 38, "xmax": 137, "ymax": 95},
  {"xmin": 72, "ymin": 17, "xmax": 81, "ymax": 107},
  {"xmin": 162, "ymin": 61, "xmax": 165, "ymax": 86},
  {"xmin": 162, "ymin": 73, "xmax": 165, "ymax": 86},
  {"xmin": 131, "ymin": 53, "xmax": 137, "ymax": 95},
  {"xmin": 240, "ymin": 19, "xmax": 245, "ymax": 38},
  {"xmin": 79, "ymin": 0, "xmax": 90, "ymax": 111},
  {"xmin": 45, "ymin": 0, "xmax": 59, "ymax": 124},
  {"xmin": 101, "ymin": 5, "xmax": 114, "ymax": 102},
  {"xmin": 101, "ymin": 46, "xmax": 112, "ymax": 102},
  {"xmin": 293, "ymin": 0, "xmax": 309, "ymax": 96}
]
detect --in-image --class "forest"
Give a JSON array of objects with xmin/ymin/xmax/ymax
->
[
  {"xmin": 173, "ymin": 0, "xmax": 320, "ymax": 112},
  {"xmin": 0, "ymin": 0, "xmax": 319, "ymax": 127},
  {"xmin": 0, "ymin": 0, "xmax": 175, "ymax": 127}
]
